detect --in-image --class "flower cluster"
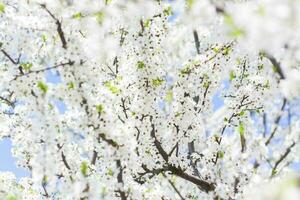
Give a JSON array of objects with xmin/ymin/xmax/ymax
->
[{"xmin": 0, "ymin": 0, "xmax": 300, "ymax": 199}]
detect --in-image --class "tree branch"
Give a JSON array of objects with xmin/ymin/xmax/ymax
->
[
  {"xmin": 264, "ymin": 53, "xmax": 285, "ymax": 79},
  {"xmin": 116, "ymin": 160, "xmax": 127, "ymax": 200},
  {"xmin": 11, "ymin": 60, "xmax": 74, "ymax": 81},
  {"xmin": 1, "ymin": 50, "xmax": 21, "ymax": 65},
  {"xmin": 193, "ymin": 30, "xmax": 200, "ymax": 54},
  {"xmin": 61, "ymin": 152, "xmax": 71, "ymax": 170},
  {"xmin": 162, "ymin": 173, "xmax": 185, "ymax": 200},
  {"xmin": 271, "ymin": 141, "xmax": 296, "ymax": 177},
  {"xmin": 265, "ymin": 98, "xmax": 287, "ymax": 145},
  {"xmin": 40, "ymin": 4, "xmax": 68, "ymax": 49}
]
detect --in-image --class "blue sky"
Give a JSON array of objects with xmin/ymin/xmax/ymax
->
[
  {"xmin": 0, "ymin": 70, "xmax": 62, "ymax": 179},
  {"xmin": 0, "ymin": 139, "xmax": 30, "ymax": 179}
]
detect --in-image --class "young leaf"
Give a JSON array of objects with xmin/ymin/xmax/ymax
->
[
  {"xmin": 0, "ymin": 3, "xmax": 5, "ymax": 13},
  {"xmin": 96, "ymin": 104, "xmax": 104, "ymax": 114},
  {"xmin": 137, "ymin": 61, "xmax": 145, "ymax": 69},
  {"xmin": 37, "ymin": 81, "xmax": 48, "ymax": 94},
  {"xmin": 152, "ymin": 78, "xmax": 164, "ymax": 87},
  {"xmin": 104, "ymin": 81, "xmax": 121, "ymax": 94},
  {"xmin": 81, "ymin": 161, "xmax": 88, "ymax": 177},
  {"xmin": 20, "ymin": 62, "xmax": 33, "ymax": 71}
]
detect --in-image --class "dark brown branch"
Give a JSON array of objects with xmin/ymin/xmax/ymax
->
[
  {"xmin": 42, "ymin": 183, "xmax": 49, "ymax": 198},
  {"xmin": 271, "ymin": 141, "xmax": 296, "ymax": 177},
  {"xmin": 11, "ymin": 60, "xmax": 74, "ymax": 81},
  {"xmin": 240, "ymin": 133, "xmax": 246, "ymax": 153},
  {"xmin": 0, "ymin": 96, "xmax": 15, "ymax": 107},
  {"xmin": 40, "ymin": 4, "xmax": 67, "ymax": 49},
  {"xmin": 264, "ymin": 53, "xmax": 285, "ymax": 79},
  {"xmin": 91, "ymin": 150, "xmax": 98, "ymax": 165},
  {"xmin": 136, "ymin": 165, "xmax": 167, "ymax": 181},
  {"xmin": 263, "ymin": 113, "xmax": 267, "ymax": 137},
  {"xmin": 168, "ymin": 142, "xmax": 179, "ymax": 157},
  {"xmin": 1, "ymin": 50, "xmax": 21, "ymax": 65},
  {"xmin": 135, "ymin": 126, "xmax": 141, "ymax": 141},
  {"xmin": 188, "ymin": 141, "xmax": 202, "ymax": 178},
  {"xmin": 168, "ymin": 165, "xmax": 215, "ymax": 192},
  {"xmin": 150, "ymin": 116, "xmax": 168, "ymax": 162},
  {"xmin": 198, "ymin": 83, "xmax": 210, "ymax": 113},
  {"xmin": 116, "ymin": 160, "xmax": 127, "ymax": 200},
  {"xmin": 136, "ymin": 164, "xmax": 215, "ymax": 192},
  {"xmin": 142, "ymin": 116, "xmax": 215, "ymax": 193},
  {"xmin": 162, "ymin": 173, "xmax": 185, "ymax": 200},
  {"xmin": 61, "ymin": 152, "xmax": 71, "ymax": 170},
  {"xmin": 98, "ymin": 133, "xmax": 120, "ymax": 149},
  {"xmin": 265, "ymin": 98, "xmax": 287, "ymax": 145},
  {"xmin": 120, "ymin": 97, "xmax": 129, "ymax": 119},
  {"xmin": 193, "ymin": 30, "xmax": 200, "ymax": 54},
  {"xmin": 113, "ymin": 57, "xmax": 119, "ymax": 74},
  {"xmin": 234, "ymin": 178, "xmax": 240, "ymax": 194}
]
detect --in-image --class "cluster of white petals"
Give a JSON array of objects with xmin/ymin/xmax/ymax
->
[{"xmin": 0, "ymin": 0, "xmax": 300, "ymax": 199}]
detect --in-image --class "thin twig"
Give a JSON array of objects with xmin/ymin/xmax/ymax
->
[{"xmin": 40, "ymin": 4, "xmax": 68, "ymax": 49}]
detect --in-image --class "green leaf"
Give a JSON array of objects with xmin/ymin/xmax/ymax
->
[
  {"xmin": 107, "ymin": 168, "xmax": 114, "ymax": 176},
  {"xmin": 7, "ymin": 195, "xmax": 18, "ymax": 200},
  {"xmin": 223, "ymin": 14, "xmax": 235, "ymax": 27},
  {"xmin": 186, "ymin": 0, "xmax": 194, "ymax": 9},
  {"xmin": 175, "ymin": 112, "xmax": 182, "ymax": 117},
  {"xmin": 48, "ymin": 103, "xmax": 54, "ymax": 110},
  {"xmin": 271, "ymin": 169, "xmax": 277, "ymax": 176},
  {"xmin": 72, "ymin": 12, "xmax": 83, "ymax": 19},
  {"xmin": 104, "ymin": 81, "xmax": 120, "ymax": 94},
  {"xmin": 41, "ymin": 34, "xmax": 47, "ymax": 43},
  {"xmin": 239, "ymin": 111, "xmax": 245, "ymax": 116},
  {"xmin": 37, "ymin": 81, "xmax": 48, "ymax": 94},
  {"xmin": 163, "ymin": 6, "xmax": 173, "ymax": 16},
  {"xmin": 222, "ymin": 46, "xmax": 231, "ymax": 55},
  {"xmin": 217, "ymin": 151, "xmax": 224, "ymax": 159},
  {"xmin": 272, "ymin": 65, "xmax": 279, "ymax": 73},
  {"xmin": 0, "ymin": 3, "xmax": 5, "ymax": 13},
  {"xmin": 145, "ymin": 149, "xmax": 151, "ymax": 155},
  {"xmin": 258, "ymin": 64, "xmax": 264, "ymax": 70},
  {"xmin": 180, "ymin": 67, "xmax": 191, "ymax": 75},
  {"xmin": 229, "ymin": 70, "xmax": 236, "ymax": 81},
  {"xmin": 203, "ymin": 81, "xmax": 210, "ymax": 89},
  {"xmin": 152, "ymin": 78, "xmax": 164, "ymax": 87},
  {"xmin": 81, "ymin": 161, "xmax": 88, "ymax": 177},
  {"xmin": 144, "ymin": 19, "xmax": 151, "ymax": 28},
  {"xmin": 20, "ymin": 62, "xmax": 33, "ymax": 71},
  {"xmin": 263, "ymin": 80, "xmax": 270, "ymax": 89},
  {"xmin": 165, "ymin": 90, "xmax": 173, "ymax": 104},
  {"xmin": 256, "ymin": 109, "xmax": 261, "ymax": 114},
  {"xmin": 230, "ymin": 27, "xmax": 245, "ymax": 38},
  {"xmin": 137, "ymin": 61, "xmax": 145, "ymax": 69},
  {"xmin": 101, "ymin": 186, "xmax": 108, "ymax": 198},
  {"xmin": 238, "ymin": 122, "xmax": 245, "ymax": 137},
  {"xmin": 96, "ymin": 104, "xmax": 104, "ymax": 114},
  {"xmin": 223, "ymin": 14, "xmax": 245, "ymax": 38},
  {"xmin": 67, "ymin": 82, "xmax": 74, "ymax": 89},
  {"xmin": 42, "ymin": 175, "xmax": 48, "ymax": 186},
  {"xmin": 94, "ymin": 11, "xmax": 105, "ymax": 24},
  {"xmin": 213, "ymin": 47, "xmax": 220, "ymax": 53},
  {"xmin": 116, "ymin": 76, "xmax": 123, "ymax": 82}
]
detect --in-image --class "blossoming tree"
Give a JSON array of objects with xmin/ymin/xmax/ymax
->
[{"xmin": 0, "ymin": 0, "xmax": 300, "ymax": 199}]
